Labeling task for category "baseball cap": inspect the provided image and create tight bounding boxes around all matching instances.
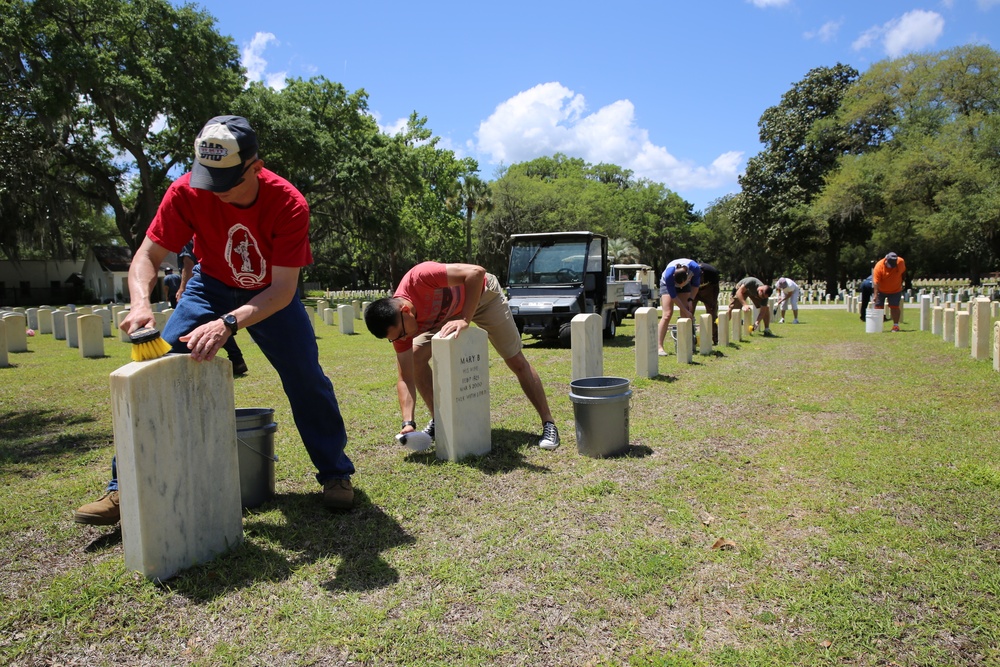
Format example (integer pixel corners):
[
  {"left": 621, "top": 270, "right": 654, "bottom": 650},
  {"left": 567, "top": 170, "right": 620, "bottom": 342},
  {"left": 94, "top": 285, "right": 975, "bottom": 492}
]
[
  {"left": 885, "top": 252, "right": 898, "bottom": 268},
  {"left": 190, "top": 115, "right": 259, "bottom": 192},
  {"left": 777, "top": 278, "right": 787, "bottom": 289}
]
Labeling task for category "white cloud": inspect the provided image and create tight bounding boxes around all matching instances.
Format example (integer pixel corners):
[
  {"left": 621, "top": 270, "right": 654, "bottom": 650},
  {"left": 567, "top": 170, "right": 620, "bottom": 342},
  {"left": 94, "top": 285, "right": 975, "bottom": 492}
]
[
  {"left": 885, "top": 10, "right": 945, "bottom": 56},
  {"left": 804, "top": 19, "right": 843, "bottom": 42},
  {"left": 852, "top": 10, "right": 944, "bottom": 57},
  {"left": 746, "top": 0, "right": 792, "bottom": 7},
  {"left": 375, "top": 113, "right": 409, "bottom": 137},
  {"left": 241, "top": 32, "right": 287, "bottom": 90},
  {"left": 472, "top": 82, "right": 742, "bottom": 192},
  {"left": 852, "top": 26, "right": 881, "bottom": 51}
]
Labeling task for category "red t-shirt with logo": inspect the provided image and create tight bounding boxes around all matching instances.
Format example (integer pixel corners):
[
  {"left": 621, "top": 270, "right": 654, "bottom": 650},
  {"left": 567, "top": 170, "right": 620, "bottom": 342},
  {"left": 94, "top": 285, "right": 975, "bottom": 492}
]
[
  {"left": 391, "top": 262, "right": 471, "bottom": 353},
  {"left": 147, "top": 169, "right": 312, "bottom": 289}
]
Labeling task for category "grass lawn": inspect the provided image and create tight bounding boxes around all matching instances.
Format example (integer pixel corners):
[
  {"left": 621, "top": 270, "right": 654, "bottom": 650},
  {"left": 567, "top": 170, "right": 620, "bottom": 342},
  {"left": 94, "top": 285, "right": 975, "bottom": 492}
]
[{"left": 2, "top": 307, "right": 999, "bottom": 666}]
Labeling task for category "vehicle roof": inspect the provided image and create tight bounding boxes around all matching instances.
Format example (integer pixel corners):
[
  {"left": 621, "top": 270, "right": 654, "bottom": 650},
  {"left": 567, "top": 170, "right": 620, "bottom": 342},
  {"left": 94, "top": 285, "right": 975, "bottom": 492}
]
[
  {"left": 509, "top": 232, "right": 607, "bottom": 241},
  {"left": 611, "top": 263, "right": 653, "bottom": 270}
]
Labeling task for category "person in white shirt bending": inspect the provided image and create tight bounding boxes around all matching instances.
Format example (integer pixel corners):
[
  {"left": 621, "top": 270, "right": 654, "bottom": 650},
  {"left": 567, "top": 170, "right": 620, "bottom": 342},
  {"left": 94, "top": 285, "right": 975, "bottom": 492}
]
[{"left": 774, "top": 277, "right": 801, "bottom": 324}]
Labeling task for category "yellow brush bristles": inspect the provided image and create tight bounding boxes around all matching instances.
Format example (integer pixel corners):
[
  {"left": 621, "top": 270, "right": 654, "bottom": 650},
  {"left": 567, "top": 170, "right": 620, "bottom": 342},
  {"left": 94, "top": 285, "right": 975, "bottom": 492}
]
[{"left": 129, "top": 327, "right": 172, "bottom": 362}]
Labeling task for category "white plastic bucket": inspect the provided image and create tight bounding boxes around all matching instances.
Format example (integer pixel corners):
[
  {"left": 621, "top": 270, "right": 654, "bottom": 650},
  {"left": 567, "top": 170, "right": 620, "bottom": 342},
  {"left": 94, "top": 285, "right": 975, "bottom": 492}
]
[{"left": 866, "top": 308, "right": 883, "bottom": 334}]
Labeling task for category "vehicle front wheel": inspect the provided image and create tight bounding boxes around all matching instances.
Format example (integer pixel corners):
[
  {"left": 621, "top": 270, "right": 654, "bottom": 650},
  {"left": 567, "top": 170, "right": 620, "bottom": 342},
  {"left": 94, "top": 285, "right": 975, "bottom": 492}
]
[
  {"left": 558, "top": 323, "right": 572, "bottom": 347},
  {"left": 603, "top": 315, "right": 617, "bottom": 340}
]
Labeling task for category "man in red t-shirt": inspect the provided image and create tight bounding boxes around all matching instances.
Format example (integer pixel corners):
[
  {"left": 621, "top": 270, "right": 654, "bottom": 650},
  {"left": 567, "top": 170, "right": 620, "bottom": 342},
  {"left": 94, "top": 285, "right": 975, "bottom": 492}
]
[
  {"left": 74, "top": 116, "right": 355, "bottom": 525},
  {"left": 873, "top": 252, "right": 907, "bottom": 332},
  {"left": 364, "top": 261, "right": 560, "bottom": 450}
]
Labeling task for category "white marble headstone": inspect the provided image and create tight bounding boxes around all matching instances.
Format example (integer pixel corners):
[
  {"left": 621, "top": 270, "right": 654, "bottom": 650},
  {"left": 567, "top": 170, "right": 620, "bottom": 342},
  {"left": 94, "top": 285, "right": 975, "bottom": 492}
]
[
  {"left": 676, "top": 317, "right": 693, "bottom": 364},
  {"left": 26, "top": 308, "right": 38, "bottom": 331},
  {"left": 699, "top": 313, "right": 713, "bottom": 355},
  {"left": 571, "top": 313, "right": 602, "bottom": 381},
  {"left": 634, "top": 307, "right": 658, "bottom": 379},
  {"left": 92, "top": 307, "right": 112, "bottom": 337},
  {"left": 718, "top": 310, "right": 730, "bottom": 347},
  {"left": 53, "top": 310, "right": 67, "bottom": 340},
  {"left": 78, "top": 314, "right": 104, "bottom": 358},
  {"left": 4, "top": 313, "right": 27, "bottom": 353},
  {"left": 431, "top": 327, "right": 491, "bottom": 462},
  {"left": 337, "top": 305, "right": 355, "bottom": 335},
  {"left": 37, "top": 308, "right": 53, "bottom": 335},
  {"left": 972, "top": 297, "right": 991, "bottom": 361},
  {"left": 994, "top": 322, "right": 1000, "bottom": 372},
  {"left": 931, "top": 307, "right": 943, "bottom": 336},
  {"left": 112, "top": 354, "right": 243, "bottom": 581},
  {"left": 352, "top": 299, "right": 362, "bottom": 320},
  {"left": 955, "top": 311, "right": 970, "bottom": 349},
  {"left": 324, "top": 307, "right": 335, "bottom": 326},
  {"left": 920, "top": 295, "right": 931, "bottom": 332},
  {"left": 0, "top": 320, "right": 6, "bottom": 367},
  {"left": 115, "top": 310, "right": 131, "bottom": 343},
  {"left": 943, "top": 307, "right": 955, "bottom": 343},
  {"left": 65, "top": 312, "right": 79, "bottom": 348}
]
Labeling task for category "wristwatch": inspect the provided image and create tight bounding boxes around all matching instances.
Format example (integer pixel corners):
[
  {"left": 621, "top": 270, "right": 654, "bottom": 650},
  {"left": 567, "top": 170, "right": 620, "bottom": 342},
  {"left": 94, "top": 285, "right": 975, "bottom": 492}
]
[
  {"left": 401, "top": 420, "right": 417, "bottom": 430},
  {"left": 221, "top": 313, "right": 238, "bottom": 336}
]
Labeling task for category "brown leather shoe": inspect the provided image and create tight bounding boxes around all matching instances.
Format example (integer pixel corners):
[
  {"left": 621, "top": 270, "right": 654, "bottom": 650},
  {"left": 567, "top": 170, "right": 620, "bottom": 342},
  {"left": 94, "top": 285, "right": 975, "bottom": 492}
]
[
  {"left": 73, "top": 491, "right": 121, "bottom": 525},
  {"left": 323, "top": 478, "right": 354, "bottom": 510}
]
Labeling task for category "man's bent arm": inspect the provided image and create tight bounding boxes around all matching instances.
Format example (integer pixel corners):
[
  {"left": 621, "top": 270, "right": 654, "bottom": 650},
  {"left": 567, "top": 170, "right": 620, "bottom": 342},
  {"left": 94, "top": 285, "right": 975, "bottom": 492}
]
[
  {"left": 438, "top": 263, "right": 487, "bottom": 337},
  {"left": 120, "top": 237, "right": 170, "bottom": 333}
]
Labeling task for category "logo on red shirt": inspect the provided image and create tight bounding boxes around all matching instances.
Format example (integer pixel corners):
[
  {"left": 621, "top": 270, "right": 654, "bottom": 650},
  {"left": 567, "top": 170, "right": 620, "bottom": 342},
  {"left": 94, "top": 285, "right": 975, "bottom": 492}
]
[{"left": 225, "top": 224, "right": 267, "bottom": 288}]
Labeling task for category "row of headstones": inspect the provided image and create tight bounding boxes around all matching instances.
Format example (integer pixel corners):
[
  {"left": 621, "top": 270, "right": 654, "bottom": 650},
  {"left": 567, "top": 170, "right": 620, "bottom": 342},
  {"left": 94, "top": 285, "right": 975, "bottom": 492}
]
[
  {"left": 845, "top": 285, "right": 999, "bottom": 304},
  {"left": 0, "top": 303, "right": 175, "bottom": 366},
  {"left": 322, "top": 289, "right": 386, "bottom": 301},
  {"left": 844, "top": 294, "right": 1000, "bottom": 369},
  {"left": 306, "top": 299, "right": 371, "bottom": 336},
  {"left": 571, "top": 305, "right": 762, "bottom": 382},
  {"left": 917, "top": 296, "right": 1000, "bottom": 370}
]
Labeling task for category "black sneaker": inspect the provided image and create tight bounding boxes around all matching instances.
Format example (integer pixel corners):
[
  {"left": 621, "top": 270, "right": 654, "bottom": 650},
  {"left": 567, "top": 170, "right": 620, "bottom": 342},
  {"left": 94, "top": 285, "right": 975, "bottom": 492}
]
[
  {"left": 538, "top": 421, "right": 560, "bottom": 450},
  {"left": 422, "top": 419, "right": 435, "bottom": 442}
]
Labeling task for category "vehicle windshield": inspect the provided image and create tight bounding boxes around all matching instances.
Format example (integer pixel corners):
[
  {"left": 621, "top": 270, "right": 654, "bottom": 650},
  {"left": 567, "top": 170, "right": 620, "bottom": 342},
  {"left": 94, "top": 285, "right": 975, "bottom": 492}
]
[
  {"left": 508, "top": 240, "right": 592, "bottom": 285},
  {"left": 623, "top": 282, "right": 642, "bottom": 296}
]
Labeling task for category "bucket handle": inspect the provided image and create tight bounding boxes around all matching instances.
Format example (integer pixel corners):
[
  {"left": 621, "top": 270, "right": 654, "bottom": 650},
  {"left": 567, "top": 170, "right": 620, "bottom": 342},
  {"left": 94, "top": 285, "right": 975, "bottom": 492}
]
[{"left": 237, "top": 422, "right": 279, "bottom": 462}]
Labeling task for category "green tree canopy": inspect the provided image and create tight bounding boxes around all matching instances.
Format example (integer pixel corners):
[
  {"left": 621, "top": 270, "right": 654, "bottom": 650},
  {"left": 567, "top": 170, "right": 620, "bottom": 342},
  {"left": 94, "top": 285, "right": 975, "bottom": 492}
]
[{"left": 1, "top": 0, "right": 245, "bottom": 254}]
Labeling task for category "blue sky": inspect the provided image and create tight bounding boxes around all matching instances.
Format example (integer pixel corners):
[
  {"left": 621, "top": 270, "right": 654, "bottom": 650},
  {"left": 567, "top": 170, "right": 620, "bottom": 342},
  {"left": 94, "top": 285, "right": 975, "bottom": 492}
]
[{"left": 194, "top": 0, "right": 1000, "bottom": 212}]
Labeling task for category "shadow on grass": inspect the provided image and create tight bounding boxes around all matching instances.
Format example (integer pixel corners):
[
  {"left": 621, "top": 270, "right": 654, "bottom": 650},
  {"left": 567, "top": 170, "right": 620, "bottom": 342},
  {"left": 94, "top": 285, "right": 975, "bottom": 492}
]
[
  {"left": 0, "top": 408, "right": 107, "bottom": 464},
  {"left": 609, "top": 444, "right": 654, "bottom": 458},
  {"left": 165, "top": 489, "right": 413, "bottom": 601},
  {"left": 403, "top": 427, "right": 551, "bottom": 475},
  {"left": 84, "top": 527, "right": 122, "bottom": 553}
]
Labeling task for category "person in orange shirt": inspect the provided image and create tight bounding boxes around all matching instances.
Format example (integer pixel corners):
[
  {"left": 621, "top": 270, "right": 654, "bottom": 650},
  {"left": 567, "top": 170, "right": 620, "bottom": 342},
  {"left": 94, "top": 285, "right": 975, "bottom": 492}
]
[{"left": 873, "top": 252, "right": 906, "bottom": 332}]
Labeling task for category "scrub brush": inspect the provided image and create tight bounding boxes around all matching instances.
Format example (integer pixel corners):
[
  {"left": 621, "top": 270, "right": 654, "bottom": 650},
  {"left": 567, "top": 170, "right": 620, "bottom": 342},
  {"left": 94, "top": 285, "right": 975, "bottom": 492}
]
[{"left": 130, "top": 327, "right": 172, "bottom": 361}]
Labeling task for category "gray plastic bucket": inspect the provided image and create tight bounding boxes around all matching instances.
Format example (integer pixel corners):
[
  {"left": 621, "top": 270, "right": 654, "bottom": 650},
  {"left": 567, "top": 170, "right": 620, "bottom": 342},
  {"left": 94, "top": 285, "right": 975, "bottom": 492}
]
[
  {"left": 568, "top": 377, "right": 631, "bottom": 458},
  {"left": 235, "top": 408, "right": 278, "bottom": 509}
]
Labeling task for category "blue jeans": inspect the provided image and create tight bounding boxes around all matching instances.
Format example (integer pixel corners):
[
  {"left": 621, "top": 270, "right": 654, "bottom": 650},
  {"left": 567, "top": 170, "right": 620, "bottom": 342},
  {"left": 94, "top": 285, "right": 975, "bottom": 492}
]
[{"left": 107, "top": 267, "right": 354, "bottom": 491}]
